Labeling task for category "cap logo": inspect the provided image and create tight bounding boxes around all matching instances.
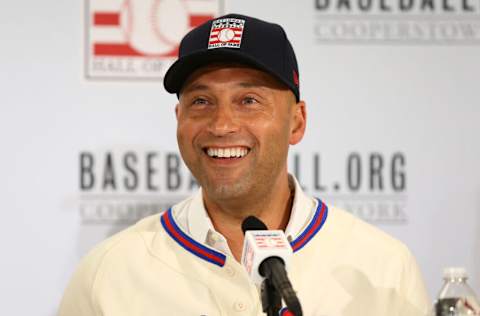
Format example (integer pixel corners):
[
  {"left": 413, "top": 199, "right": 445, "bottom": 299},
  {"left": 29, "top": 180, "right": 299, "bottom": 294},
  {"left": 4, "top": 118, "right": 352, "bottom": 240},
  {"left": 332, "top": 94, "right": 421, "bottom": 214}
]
[
  {"left": 293, "top": 70, "right": 299, "bottom": 87},
  {"left": 208, "top": 18, "right": 245, "bottom": 49}
]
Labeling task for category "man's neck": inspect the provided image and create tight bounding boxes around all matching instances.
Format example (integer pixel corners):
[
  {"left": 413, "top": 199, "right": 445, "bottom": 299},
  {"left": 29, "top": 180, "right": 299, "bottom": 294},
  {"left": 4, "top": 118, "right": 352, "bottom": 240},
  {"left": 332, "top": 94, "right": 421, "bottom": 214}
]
[{"left": 202, "top": 175, "right": 295, "bottom": 261}]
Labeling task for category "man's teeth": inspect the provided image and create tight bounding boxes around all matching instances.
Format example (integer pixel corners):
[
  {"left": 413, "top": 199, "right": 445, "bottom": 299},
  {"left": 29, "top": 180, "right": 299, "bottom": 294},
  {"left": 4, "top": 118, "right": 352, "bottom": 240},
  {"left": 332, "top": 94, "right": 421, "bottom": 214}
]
[{"left": 206, "top": 147, "right": 249, "bottom": 158}]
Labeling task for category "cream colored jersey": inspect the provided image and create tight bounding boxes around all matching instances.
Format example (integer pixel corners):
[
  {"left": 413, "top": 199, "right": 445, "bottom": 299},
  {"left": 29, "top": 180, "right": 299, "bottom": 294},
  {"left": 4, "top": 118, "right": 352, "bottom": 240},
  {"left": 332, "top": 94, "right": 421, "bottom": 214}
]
[{"left": 59, "top": 179, "right": 430, "bottom": 316}]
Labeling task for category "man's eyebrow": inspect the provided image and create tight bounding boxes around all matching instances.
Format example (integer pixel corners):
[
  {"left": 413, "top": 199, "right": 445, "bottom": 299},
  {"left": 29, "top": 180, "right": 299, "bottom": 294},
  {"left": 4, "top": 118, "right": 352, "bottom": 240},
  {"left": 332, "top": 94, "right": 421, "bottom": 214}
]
[
  {"left": 181, "top": 83, "right": 209, "bottom": 94},
  {"left": 237, "top": 82, "right": 268, "bottom": 89},
  {"left": 182, "top": 81, "right": 267, "bottom": 94}
]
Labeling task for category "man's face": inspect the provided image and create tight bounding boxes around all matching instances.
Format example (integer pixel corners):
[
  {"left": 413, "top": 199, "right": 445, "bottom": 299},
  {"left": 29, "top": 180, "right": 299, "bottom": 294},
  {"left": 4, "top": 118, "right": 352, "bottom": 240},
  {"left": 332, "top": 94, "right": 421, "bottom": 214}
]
[{"left": 176, "top": 64, "right": 306, "bottom": 203}]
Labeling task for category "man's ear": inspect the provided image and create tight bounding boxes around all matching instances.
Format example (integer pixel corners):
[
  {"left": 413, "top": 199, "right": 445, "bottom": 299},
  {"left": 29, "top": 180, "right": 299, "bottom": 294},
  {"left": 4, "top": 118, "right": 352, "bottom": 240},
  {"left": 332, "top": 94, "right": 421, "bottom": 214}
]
[
  {"left": 175, "top": 103, "right": 179, "bottom": 120},
  {"left": 289, "top": 100, "right": 306, "bottom": 145}
]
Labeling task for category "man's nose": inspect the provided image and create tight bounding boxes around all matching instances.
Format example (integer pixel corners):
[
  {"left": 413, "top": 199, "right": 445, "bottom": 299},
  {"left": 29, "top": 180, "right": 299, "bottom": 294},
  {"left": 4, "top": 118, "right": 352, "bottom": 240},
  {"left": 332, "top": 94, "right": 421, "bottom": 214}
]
[{"left": 207, "top": 104, "right": 240, "bottom": 136}]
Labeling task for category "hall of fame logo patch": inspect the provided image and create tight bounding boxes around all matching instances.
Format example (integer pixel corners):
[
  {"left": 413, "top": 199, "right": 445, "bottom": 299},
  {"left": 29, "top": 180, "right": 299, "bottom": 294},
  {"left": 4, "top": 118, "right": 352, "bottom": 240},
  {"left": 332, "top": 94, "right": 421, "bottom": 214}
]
[{"left": 208, "top": 18, "right": 245, "bottom": 49}]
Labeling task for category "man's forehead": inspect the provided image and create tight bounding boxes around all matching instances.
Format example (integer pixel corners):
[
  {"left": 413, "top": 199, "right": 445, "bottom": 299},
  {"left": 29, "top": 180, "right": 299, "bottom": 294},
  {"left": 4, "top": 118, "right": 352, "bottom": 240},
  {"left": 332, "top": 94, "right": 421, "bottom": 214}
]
[{"left": 180, "top": 63, "right": 290, "bottom": 95}]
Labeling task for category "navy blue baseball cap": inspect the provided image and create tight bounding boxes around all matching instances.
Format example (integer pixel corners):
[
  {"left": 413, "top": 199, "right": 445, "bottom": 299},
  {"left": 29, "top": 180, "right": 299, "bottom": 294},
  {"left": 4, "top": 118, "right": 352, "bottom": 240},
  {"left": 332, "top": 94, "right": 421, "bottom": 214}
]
[{"left": 163, "top": 13, "right": 300, "bottom": 101}]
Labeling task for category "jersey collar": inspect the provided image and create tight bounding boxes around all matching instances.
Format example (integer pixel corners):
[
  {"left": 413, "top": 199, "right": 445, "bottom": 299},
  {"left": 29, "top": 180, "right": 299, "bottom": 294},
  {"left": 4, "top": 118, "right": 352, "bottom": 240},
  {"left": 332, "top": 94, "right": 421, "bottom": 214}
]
[{"left": 160, "top": 175, "right": 328, "bottom": 266}]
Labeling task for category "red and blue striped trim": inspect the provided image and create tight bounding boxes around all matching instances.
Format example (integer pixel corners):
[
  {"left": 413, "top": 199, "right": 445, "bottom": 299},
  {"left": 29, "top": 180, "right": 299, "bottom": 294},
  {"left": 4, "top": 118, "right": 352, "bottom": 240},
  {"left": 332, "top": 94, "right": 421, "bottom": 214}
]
[
  {"left": 160, "top": 209, "right": 226, "bottom": 267},
  {"left": 290, "top": 199, "right": 328, "bottom": 252},
  {"left": 161, "top": 199, "right": 327, "bottom": 266}
]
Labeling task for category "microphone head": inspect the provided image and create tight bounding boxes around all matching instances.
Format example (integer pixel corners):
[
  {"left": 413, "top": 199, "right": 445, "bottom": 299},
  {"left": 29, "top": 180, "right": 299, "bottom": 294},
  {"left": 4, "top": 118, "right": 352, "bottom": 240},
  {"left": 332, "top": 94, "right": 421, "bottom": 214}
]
[
  {"left": 240, "top": 217, "right": 292, "bottom": 285},
  {"left": 242, "top": 216, "right": 267, "bottom": 234}
]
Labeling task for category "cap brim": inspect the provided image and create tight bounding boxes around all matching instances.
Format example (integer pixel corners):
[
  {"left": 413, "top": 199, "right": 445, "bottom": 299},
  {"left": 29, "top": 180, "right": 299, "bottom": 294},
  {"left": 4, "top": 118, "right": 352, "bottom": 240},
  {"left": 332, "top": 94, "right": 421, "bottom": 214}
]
[{"left": 163, "top": 49, "right": 295, "bottom": 97}]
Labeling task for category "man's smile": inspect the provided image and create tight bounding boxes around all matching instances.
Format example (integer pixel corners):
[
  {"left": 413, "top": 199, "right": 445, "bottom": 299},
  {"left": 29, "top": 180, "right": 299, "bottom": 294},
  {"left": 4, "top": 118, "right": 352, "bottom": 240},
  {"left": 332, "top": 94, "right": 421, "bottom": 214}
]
[{"left": 203, "top": 146, "right": 251, "bottom": 159}]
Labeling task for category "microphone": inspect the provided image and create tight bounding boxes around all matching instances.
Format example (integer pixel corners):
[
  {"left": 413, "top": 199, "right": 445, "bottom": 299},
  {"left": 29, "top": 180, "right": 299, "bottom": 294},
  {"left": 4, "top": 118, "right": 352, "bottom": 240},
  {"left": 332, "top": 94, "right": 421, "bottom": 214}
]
[{"left": 241, "top": 216, "right": 303, "bottom": 316}]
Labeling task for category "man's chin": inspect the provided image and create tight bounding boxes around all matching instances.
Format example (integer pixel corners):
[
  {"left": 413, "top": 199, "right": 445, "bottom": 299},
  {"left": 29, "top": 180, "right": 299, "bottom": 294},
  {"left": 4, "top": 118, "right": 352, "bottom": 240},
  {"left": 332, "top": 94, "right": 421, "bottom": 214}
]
[{"left": 204, "top": 181, "right": 251, "bottom": 202}]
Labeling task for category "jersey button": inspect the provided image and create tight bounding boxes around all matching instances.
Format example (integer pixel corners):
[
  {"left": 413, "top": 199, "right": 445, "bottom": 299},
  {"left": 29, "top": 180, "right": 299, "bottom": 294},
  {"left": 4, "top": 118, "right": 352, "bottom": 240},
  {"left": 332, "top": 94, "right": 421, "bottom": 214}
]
[
  {"left": 210, "top": 234, "right": 220, "bottom": 242},
  {"left": 233, "top": 301, "right": 246, "bottom": 312}
]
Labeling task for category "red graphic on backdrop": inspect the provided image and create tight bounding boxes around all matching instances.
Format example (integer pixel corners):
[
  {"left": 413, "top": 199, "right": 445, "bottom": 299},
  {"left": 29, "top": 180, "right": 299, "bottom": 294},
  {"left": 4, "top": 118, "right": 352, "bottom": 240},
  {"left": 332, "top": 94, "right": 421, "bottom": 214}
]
[
  {"left": 92, "top": 12, "right": 212, "bottom": 57},
  {"left": 86, "top": 0, "right": 222, "bottom": 79}
]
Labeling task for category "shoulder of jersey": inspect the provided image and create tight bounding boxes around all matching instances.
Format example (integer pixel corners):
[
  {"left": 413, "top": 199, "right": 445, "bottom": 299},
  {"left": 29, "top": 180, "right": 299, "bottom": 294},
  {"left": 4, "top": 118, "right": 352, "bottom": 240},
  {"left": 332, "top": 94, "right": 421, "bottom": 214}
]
[
  {"left": 320, "top": 205, "right": 411, "bottom": 257},
  {"left": 74, "top": 211, "right": 167, "bottom": 275},
  {"left": 77, "top": 194, "right": 199, "bottom": 274}
]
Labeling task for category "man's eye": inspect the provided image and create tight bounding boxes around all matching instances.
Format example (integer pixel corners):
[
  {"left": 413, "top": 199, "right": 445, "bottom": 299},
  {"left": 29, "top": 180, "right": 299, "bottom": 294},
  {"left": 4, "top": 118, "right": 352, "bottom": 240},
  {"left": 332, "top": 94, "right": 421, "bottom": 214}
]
[
  {"left": 192, "top": 98, "right": 209, "bottom": 105},
  {"left": 242, "top": 96, "right": 258, "bottom": 105}
]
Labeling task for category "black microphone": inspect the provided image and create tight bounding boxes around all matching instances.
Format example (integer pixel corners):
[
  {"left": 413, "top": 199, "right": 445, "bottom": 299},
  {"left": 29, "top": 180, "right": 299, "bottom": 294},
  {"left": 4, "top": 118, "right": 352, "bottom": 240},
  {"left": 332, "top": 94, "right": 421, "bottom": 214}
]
[
  {"left": 241, "top": 215, "right": 267, "bottom": 231},
  {"left": 241, "top": 216, "right": 303, "bottom": 316}
]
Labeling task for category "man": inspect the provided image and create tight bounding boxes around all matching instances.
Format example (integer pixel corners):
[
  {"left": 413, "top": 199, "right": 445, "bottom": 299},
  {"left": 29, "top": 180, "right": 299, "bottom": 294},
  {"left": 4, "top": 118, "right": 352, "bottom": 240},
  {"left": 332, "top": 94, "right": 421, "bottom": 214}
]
[{"left": 59, "top": 14, "right": 430, "bottom": 316}]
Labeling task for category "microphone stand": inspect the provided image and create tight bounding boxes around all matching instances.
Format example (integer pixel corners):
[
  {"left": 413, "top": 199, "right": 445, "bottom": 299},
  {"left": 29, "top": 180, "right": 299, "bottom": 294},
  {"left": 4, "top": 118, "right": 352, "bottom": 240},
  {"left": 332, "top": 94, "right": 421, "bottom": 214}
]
[
  {"left": 259, "top": 258, "right": 303, "bottom": 316},
  {"left": 261, "top": 277, "right": 282, "bottom": 316}
]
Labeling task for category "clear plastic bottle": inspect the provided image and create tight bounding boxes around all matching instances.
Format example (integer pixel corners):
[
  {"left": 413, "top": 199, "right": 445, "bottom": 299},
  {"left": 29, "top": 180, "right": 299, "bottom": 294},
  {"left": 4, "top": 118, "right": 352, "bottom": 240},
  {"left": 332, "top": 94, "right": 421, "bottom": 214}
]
[{"left": 434, "top": 267, "right": 480, "bottom": 316}]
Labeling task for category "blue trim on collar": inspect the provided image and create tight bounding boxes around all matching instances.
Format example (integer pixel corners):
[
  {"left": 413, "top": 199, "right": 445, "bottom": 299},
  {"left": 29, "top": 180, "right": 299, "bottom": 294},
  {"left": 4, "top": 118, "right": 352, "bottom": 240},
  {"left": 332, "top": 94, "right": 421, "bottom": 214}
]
[
  {"left": 160, "top": 209, "right": 226, "bottom": 267},
  {"left": 290, "top": 199, "right": 328, "bottom": 252}
]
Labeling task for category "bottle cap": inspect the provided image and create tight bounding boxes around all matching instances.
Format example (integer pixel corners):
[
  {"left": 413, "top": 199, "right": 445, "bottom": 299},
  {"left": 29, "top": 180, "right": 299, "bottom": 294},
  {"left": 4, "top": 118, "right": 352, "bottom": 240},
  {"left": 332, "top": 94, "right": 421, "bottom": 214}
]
[{"left": 443, "top": 267, "right": 468, "bottom": 279}]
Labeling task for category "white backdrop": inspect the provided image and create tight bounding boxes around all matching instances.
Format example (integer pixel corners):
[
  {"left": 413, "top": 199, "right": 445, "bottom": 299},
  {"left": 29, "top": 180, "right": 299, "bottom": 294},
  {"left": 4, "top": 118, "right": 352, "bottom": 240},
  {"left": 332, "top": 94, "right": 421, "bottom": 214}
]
[{"left": 1, "top": 1, "right": 479, "bottom": 315}]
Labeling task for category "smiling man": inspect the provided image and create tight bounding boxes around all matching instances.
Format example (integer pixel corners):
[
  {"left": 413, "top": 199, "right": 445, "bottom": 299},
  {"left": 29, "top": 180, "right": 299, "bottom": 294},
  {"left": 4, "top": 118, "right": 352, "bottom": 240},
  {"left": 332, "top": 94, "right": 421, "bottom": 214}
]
[
  {"left": 59, "top": 14, "right": 430, "bottom": 316},
  {"left": 174, "top": 64, "right": 304, "bottom": 261}
]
